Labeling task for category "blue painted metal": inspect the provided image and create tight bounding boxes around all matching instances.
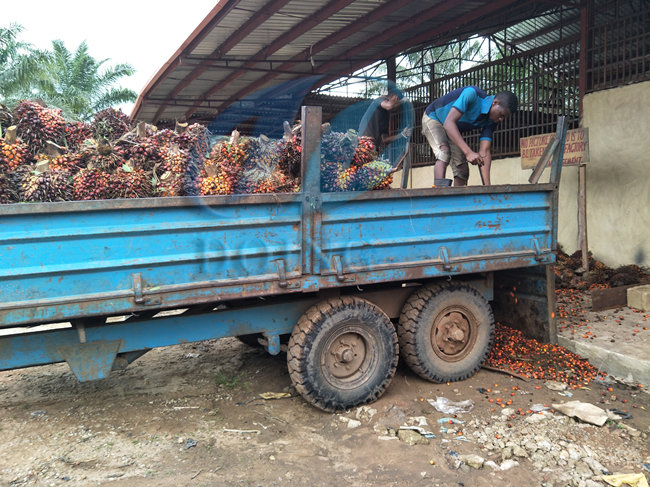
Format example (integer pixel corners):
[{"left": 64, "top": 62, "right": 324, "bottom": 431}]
[
  {"left": 0, "top": 300, "right": 316, "bottom": 374},
  {"left": 0, "top": 112, "right": 567, "bottom": 378}
]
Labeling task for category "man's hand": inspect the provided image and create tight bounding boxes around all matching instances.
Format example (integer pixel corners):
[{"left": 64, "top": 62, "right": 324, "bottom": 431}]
[{"left": 465, "top": 150, "right": 484, "bottom": 166}]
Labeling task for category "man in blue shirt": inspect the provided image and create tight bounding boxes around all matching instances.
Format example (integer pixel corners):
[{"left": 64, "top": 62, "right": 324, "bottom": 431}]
[{"left": 422, "top": 86, "right": 518, "bottom": 186}]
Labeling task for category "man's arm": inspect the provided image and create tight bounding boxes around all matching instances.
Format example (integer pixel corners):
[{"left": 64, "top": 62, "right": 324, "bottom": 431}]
[
  {"left": 478, "top": 139, "right": 492, "bottom": 185},
  {"left": 443, "top": 107, "right": 483, "bottom": 166}
]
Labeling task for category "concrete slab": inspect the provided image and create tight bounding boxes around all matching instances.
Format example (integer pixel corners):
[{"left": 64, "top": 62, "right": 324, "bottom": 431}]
[
  {"left": 556, "top": 289, "right": 650, "bottom": 387},
  {"left": 628, "top": 284, "right": 650, "bottom": 311}
]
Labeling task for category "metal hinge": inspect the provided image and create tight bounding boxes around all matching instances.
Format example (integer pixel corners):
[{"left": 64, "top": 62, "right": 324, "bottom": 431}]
[{"left": 332, "top": 255, "right": 356, "bottom": 283}]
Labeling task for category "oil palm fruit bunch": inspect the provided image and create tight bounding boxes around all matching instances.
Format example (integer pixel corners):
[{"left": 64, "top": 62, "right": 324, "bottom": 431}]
[
  {"left": 254, "top": 168, "right": 300, "bottom": 194},
  {"left": 48, "top": 153, "right": 85, "bottom": 174},
  {"left": 352, "top": 136, "right": 377, "bottom": 167},
  {"left": 278, "top": 134, "right": 301, "bottom": 178},
  {"left": 0, "top": 172, "right": 17, "bottom": 203},
  {"left": 207, "top": 131, "right": 248, "bottom": 190},
  {"left": 0, "top": 138, "right": 31, "bottom": 172},
  {"left": 320, "top": 159, "right": 344, "bottom": 192},
  {"left": 13, "top": 100, "right": 67, "bottom": 155},
  {"left": 64, "top": 121, "right": 93, "bottom": 150},
  {"left": 72, "top": 168, "right": 111, "bottom": 200},
  {"left": 351, "top": 160, "right": 394, "bottom": 191},
  {"left": 336, "top": 165, "right": 360, "bottom": 192},
  {"left": 199, "top": 169, "right": 233, "bottom": 196},
  {"left": 92, "top": 108, "right": 132, "bottom": 141},
  {"left": 19, "top": 166, "right": 73, "bottom": 202},
  {"left": 109, "top": 165, "right": 153, "bottom": 199},
  {"left": 321, "top": 130, "right": 356, "bottom": 168},
  {"left": 235, "top": 135, "right": 282, "bottom": 194},
  {"left": 116, "top": 139, "right": 165, "bottom": 172}
]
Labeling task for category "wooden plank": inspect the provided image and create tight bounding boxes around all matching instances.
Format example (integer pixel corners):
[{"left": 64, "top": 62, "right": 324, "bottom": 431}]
[{"left": 591, "top": 285, "right": 636, "bottom": 311}]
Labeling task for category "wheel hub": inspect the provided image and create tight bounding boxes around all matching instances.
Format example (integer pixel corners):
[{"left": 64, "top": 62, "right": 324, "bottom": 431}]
[
  {"left": 433, "top": 311, "right": 472, "bottom": 357},
  {"left": 326, "top": 333, "right": 366, "bottom": 379}
]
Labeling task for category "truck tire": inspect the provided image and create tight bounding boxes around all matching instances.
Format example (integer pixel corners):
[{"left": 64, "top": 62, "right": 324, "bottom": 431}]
[
  {"left": 287, "top": 296, "right": 398, "bottom": 412},
  {"left": 397, "top": 282, "right": 494, "bottom": 383}
]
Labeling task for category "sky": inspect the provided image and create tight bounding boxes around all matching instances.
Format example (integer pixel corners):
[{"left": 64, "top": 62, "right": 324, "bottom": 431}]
[{"left": 3, "top": 0, "right": 218, "bottom": 115}]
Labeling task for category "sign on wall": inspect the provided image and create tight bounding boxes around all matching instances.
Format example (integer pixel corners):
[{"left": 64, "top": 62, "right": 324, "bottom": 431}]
[{"left": 521, "top": 128, "right": 589, "bottom": 169}]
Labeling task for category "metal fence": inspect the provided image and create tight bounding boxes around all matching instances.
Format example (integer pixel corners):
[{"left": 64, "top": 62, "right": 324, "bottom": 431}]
[{"left": 587, "top": 0, "right": 650, "bottom": 91}]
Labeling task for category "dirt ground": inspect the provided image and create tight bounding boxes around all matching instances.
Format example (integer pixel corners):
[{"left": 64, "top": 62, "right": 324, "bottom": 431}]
[{"left": 1, "top": 300, "right": 649, "bottom": 487}]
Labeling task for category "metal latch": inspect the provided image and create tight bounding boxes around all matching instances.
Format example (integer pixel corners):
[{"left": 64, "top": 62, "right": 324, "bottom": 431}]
[
  {"left": 531, "top": 239, "right": 543, "bottom": 261},
  {"left": 439, "top": 247, "right": 453, "bottom": 271},
  {"left": 332, "top": 255, "right": 356, "bottom": 283},
  {"left": 275, "top": 259, "right": 299, "bottom": 289},
  {"left": 132, "top": 273, "right": 144, "bottom": 304}
]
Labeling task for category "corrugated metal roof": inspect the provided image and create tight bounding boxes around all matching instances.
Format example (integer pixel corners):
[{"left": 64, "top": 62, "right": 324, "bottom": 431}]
[{"left": 132, "top": 0, "right": 581, "bottom": 131}]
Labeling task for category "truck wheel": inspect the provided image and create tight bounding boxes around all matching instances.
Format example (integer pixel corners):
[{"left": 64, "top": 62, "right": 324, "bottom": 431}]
[
  {"left": 397, "top": 282, "right": 494, "bottom": 383},
  {"left": 287, "top": 297, "right": 398, "bottom": 412}
]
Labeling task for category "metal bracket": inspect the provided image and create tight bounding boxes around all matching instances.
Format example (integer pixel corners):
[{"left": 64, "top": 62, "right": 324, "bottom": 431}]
[
  {"left": 332, "top": 255, "right": 356, "bottom": 283},
  {"left": 531, "top": 239, "right": 543, "bottom": 261},
  {"left": 132, "top": 273, "right": 144, "bottom": 304},
  {"left": 264, "top": 333, "right": 281, "bottom": 356},
  {"left": 439, "top": 247, "right": 453, "bottom": 271},
  {"left": 275, "top": 259, "right": 300, "bottom": 289}
]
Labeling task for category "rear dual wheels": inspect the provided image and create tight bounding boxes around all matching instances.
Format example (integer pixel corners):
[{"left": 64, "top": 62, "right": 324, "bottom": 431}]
[
  {"left": 397, "top": 282, "right": 494, "bottom": 382},
  {"left": 287, "top": 297, "right": 398, "bottom": 412}
]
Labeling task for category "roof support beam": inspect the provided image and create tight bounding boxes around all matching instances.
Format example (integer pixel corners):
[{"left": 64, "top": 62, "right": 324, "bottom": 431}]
[
  {"left": 184, "top": 0, "right": 417, "bottom": 119},
  {"left": 314, "top": 0, "right": 523, "bottom": 90},
  {"left": 152, "top": 0, "right": 292, "bottom": 123},
  {"left": 186, "top": 0, "right": 357, "bottom": 119}
]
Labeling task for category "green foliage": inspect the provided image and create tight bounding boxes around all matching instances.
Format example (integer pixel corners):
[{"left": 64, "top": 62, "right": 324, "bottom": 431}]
[{"left": 0, "top": 23, "right": 137, "bottom": 121}]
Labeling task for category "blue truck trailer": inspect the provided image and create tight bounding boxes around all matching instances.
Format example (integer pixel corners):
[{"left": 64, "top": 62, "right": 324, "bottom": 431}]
[{"left": 0, "top": 107, "right": 567, "bottom": 412}]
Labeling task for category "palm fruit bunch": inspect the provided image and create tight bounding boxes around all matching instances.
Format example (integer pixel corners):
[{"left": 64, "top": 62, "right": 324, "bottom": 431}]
[
  {"left": 178, "top": 124, "right": 211, "bottom": 195},
  {"left": 116, "top": 139, "right": 164, "bottom": 172},
  {"left": 319, "top": 130, "right": 357, "bottom": 192},
  {"left": 13, "top": 100, "right": 66, "bottom": 155},
  {"left": 254, "top": 168, "right": 300, "bottom": 194},
  {"left": 0, "top": 173, "right": 16, "bottom": 204},
  {"left": 0, "top": 137, "right": 31, "bottom": 172},
  {"left": 321, "top": 130, "right": 357, "bottom": 168},
  {"left": 278, "top": 133, "right": 301, "bottom": 179},
  {"left": 352, "top": 136, "right": 377, "bottom": 167},
  {"left": 48, "top": 152, "right": 85, "bottom": 173},
  {"left": 64, "top": 121, "right": 93, "bottom": 150},
  {"left": 92, "top": 108, "right": 132, "bottom": 140},
  {"left": 339, "top": 161, "right": 393, "bottom": 191},
  {"left": 108, "top": 165, "right": 153, "bottom": 199},
  {"left": 19, "top": 165, "right": 74, "bottom": 202},
  {"left": 204, "top": 131, "right": 248, "bottom": 192},
  {"left": 72, "top": 168, "right": 112, "bottom": 200},
  {"left": 234, "top": 135, "right": 283, "bottom": 194},
  {"left": 199, "top": 170, "right": 233, "bottom": 196}
]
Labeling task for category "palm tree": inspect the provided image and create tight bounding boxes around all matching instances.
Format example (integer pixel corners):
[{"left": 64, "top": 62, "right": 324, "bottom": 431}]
[
  {"left": 0, "top": 23, "right": 48, "bottom": 104},
  {"left": 36, "top": 40, "right": 137, "bottom": 121}
]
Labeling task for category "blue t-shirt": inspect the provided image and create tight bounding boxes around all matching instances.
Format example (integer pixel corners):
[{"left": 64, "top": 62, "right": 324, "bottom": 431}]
[{"left": 425, "top": 86, "right": 496, "bottom": 141}]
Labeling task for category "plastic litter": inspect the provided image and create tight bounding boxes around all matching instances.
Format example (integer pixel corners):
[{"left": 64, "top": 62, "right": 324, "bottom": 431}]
[
  {"left": 602, "top": 473, "right": 649, "bottom": 487},
  {"left": 477, "top": 387, "right": 488, "bottom": 394},
  {"left": 437, "top": 417, "right": 464, "bottom": 424},
  {"left": 558, "top": 391, "right": 574, "bottom": 397},
  {"left": 428, "top": 397, "right": 474, "bottom": 414},
  {"left": 259, "top": 392, "right": 292, "bottom": 400},
  {"left": 608, "top": 408, "right": 633, "bottom": 420},
  {"left": 184, "top": 438, "right": 197, "bottom": 449},
  {"left": 530, "top": 404, "right": 550, "bottom": 412}
]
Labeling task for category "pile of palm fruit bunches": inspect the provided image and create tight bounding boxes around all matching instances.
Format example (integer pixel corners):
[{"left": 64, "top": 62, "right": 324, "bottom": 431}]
[{"left": 0, "top": 100, "right": 395, "bottom": 204}]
